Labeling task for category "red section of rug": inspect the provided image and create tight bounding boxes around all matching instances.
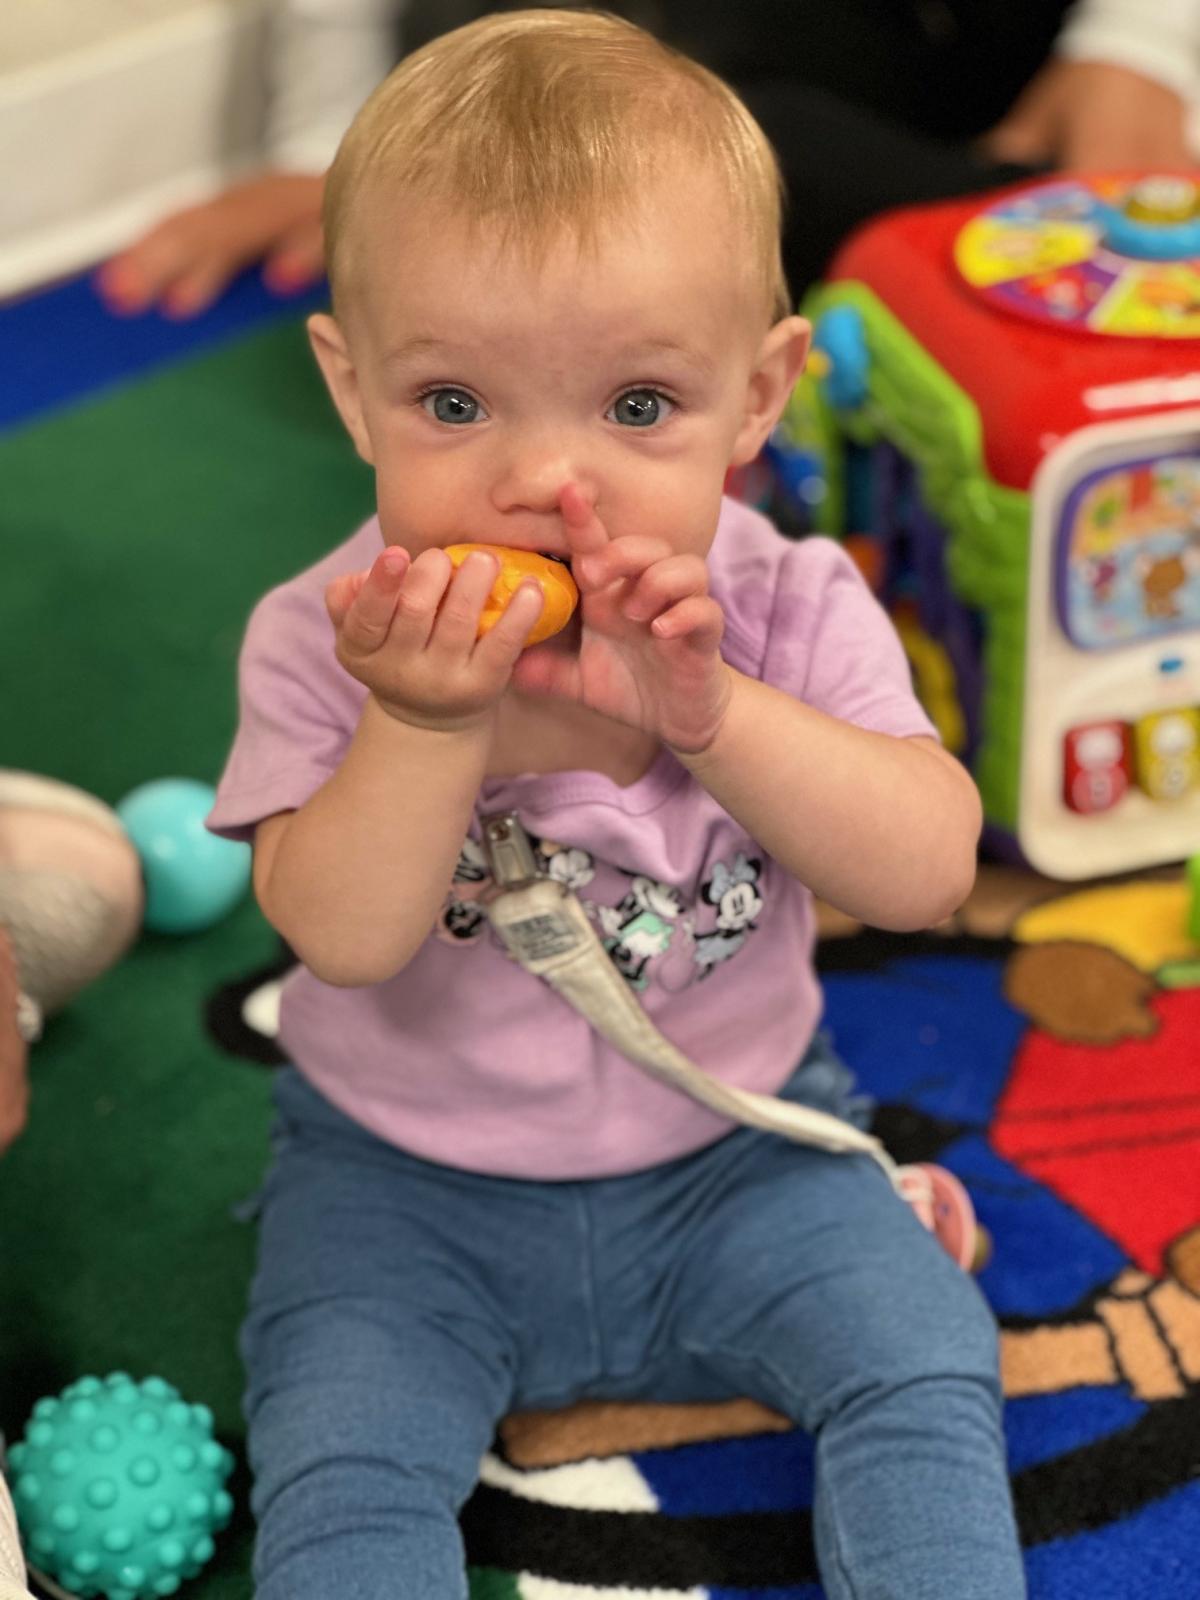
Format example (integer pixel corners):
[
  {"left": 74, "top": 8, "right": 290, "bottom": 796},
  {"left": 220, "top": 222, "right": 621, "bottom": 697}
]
[{"left": 994, "top": 988, "right": 1200, "bottom": 1274}]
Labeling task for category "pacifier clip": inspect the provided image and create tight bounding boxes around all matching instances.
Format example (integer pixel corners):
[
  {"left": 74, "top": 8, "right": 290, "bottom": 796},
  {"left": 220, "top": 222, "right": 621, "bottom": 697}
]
[{"left": 479, "top": 811, "right": 979, "bottom": 1270}]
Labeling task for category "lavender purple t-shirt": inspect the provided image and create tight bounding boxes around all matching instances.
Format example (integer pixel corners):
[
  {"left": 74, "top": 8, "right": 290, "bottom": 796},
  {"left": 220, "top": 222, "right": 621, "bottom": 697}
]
[{"left": 208, "top": 497, "right": 936, "bottom": 1179}]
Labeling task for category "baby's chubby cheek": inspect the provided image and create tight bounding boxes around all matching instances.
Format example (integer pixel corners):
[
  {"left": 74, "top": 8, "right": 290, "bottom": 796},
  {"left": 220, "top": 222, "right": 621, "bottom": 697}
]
[
  {"left": 630, "top": 484, "right": 726, "bottom": 562},
  {"left": 372, "top": 472, "right": 473, "bottom": 558},
  {"left": 372, "top": 467, "right": 501, "bottom": 558}
]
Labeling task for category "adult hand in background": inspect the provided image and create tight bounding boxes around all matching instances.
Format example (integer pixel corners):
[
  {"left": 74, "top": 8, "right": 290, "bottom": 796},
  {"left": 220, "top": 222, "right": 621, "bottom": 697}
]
[
  {"left": 0, "top": 929, "right": 29, "bottom": 1156},
  {"left": 982, "top": 59, "right": 1193, "bottom": 173},
  {"left": 95, "top": 170, "right": 327, "bottom": 319}
]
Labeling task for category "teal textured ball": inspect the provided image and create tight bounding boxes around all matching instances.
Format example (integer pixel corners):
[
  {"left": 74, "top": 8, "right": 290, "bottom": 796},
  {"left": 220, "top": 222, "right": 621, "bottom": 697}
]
[
  {"left": 116, "top": 779, "right": 250, "bottom": 934},
  {"left": 8, "top": 1374, "right": 235, "bottom": 1599}
]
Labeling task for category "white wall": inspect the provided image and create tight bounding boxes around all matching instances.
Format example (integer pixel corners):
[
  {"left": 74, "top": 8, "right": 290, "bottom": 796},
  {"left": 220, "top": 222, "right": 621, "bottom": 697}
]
[{"left": 0, "top": 0, "right": 268, "bottom": 299}]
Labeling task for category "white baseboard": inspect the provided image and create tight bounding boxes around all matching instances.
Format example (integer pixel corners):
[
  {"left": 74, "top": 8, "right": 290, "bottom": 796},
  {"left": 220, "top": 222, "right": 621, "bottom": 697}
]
[{"left": 0, "top": 0, "right": 268, "bottom": 301}]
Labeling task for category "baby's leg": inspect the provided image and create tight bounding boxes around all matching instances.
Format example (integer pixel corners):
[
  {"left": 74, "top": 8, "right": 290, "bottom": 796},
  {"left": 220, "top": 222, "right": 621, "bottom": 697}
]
[
  {"left": 240, "top": 1073, "right": 518, "bottom": 1600},
  {"left": 668, "top": 1145, "right": 1024, "bottom": 1600}
]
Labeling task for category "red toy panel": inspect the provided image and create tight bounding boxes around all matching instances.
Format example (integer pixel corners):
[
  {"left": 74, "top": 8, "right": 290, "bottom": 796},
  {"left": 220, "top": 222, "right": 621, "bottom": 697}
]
[{"left": 828, "top": 174, "right": 1200, "bottom": 491}]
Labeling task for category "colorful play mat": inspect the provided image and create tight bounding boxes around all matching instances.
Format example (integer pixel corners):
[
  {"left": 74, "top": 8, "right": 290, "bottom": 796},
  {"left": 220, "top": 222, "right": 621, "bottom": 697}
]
[{"left": 4, "top": 270, "right": 1200, "bottom": 1599}]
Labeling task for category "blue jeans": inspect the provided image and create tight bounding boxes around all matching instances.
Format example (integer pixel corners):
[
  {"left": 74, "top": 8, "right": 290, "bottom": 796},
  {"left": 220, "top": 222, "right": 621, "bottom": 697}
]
[{"left": 242, "top": 1041, "right": 1024, "bottom": 1599}]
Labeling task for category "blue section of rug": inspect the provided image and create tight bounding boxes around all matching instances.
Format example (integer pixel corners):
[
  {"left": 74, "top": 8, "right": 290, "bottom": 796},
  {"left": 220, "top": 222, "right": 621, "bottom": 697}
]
[{"left": 0, "top": 269, "right": 328, "bottom": 432}]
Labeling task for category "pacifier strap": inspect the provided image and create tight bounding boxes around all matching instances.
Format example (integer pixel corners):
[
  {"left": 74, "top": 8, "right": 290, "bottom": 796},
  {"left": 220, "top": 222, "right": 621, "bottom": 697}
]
[{"left": 479, "top": 812, "right": 897, "bottom": 1181}]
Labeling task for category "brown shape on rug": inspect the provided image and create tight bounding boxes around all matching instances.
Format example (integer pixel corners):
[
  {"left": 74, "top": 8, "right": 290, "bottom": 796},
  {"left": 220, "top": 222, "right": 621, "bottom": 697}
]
[
  {"left": 1166, "top": 1225, "right": 1200, "bottom": 1295},
  {"left": 1003, "top": 941, "right": 1159, "bottom": 1043},
  {"left": 1000, "top": 1321, "right": 1120, "bottom": 1398},
  {"left": 500, "top": 1397, "right": 791, "bottom": 1469},
  {"left": 998, "top": 1263, "right": 1200, "bottom": 1404}
]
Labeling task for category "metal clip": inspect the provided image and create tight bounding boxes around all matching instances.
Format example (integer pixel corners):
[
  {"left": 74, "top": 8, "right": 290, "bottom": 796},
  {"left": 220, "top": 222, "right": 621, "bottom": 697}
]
[{"left": 480, "top": 811, "right": 541, "bottom": 890}]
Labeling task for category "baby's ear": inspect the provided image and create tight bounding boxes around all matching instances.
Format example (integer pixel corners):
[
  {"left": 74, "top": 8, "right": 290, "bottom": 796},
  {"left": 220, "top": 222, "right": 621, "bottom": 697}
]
[
  {"left": 729, "top": 315, "right": 810, "bottom": 468},
  {"left": 307, "top": 313, "right": 376, "bottom": 466}
]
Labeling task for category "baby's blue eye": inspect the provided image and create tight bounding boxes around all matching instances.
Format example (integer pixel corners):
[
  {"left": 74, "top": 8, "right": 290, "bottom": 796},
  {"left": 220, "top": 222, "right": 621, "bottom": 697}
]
[
  {"left": 610, "top": 389, "right": 672, "bottom": 427},
  {"left": 423, "top": 388, "right": 482, "bottom": 424}
]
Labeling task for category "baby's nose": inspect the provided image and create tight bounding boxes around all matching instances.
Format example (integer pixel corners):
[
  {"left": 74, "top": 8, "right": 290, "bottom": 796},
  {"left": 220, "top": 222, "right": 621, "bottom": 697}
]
[{"left": 490, "top": 433, "right": 578, "bottom": 516}]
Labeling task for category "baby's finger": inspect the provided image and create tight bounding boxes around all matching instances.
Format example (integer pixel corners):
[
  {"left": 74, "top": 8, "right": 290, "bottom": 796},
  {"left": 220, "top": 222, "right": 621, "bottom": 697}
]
[
  {"left": 336, "top": 548, "right": 410, "bottom": 652},
  {"left": 560, "top": 483, "right": 610, "bottom": 564},
  {"left": 649, "top": 594, "right": 725, "bottom": 651},
  {"left": 575, "top": 534, "right": 675, "bottom": 591},
  {"left": 324, "top": 570, "right": 370, "bottom": 630},
  {"left": 429, "top": 549, "right": 500, "bottom": 653},
  {"left": 474, "top": 579, "right": 547, "bottom": 666},
  {"left": 622, "top": 554, "right": 709, "bottom": 622},
  {"left": 387, "top": 546, "right": 454, "bottom": 651}
]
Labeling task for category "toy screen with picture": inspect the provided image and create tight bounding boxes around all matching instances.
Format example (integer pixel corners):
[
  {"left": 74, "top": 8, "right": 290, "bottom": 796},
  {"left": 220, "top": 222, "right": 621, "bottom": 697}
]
[{"left": 1058, "top": 456, "right": 1200, "bottom": 649}]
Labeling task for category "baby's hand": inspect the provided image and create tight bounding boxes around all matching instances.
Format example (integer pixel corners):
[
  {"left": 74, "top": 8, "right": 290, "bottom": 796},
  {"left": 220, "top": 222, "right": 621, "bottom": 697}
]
[
  {"left": 512, "top": 486, "right": 732, "bottom": 753},
  {"left": 326, "top": 546, "right": 545, "bottom": 732}
]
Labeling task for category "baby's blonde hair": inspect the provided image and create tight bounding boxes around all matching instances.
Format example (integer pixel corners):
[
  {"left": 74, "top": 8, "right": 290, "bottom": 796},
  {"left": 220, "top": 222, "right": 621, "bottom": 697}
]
[{"left": 324, "top": 7, "right": 791, "bottom": 325}]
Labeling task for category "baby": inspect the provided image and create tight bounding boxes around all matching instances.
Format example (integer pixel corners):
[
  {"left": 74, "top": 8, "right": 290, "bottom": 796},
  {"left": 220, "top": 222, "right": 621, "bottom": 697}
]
[{"left": 208, "top": 11, "right": 1024, "bottom": 1598}]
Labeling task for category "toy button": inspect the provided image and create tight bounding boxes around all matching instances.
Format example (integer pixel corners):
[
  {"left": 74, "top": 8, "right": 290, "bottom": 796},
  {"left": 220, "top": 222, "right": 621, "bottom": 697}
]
[
  {"left": 1124, "top": 177, "right": 1200, "bottom": 225},
  {"left": 1062, "top": 722, "right": 1132, "bottom": 814},
  {"left": 1096, "top": 179, "right": 1200, "bottom": 261},
  {"left": 812, "top": 306, "right": 870, "bottom": 409},
  {"left": 1133, "top": 708, "right": 1200, "bottom": 800}
]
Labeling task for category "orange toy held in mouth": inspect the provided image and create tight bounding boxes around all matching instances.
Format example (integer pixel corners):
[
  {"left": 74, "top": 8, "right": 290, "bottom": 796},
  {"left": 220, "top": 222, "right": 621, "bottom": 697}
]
[{"left": 444, "top": 543, "right": 579, "bottom": 645}]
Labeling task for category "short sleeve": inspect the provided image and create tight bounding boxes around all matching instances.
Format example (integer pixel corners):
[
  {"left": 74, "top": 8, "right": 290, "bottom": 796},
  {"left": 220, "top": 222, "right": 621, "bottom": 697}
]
[
  {"left": 760, "top": 538, "right": 938, "bottom": 742},
  {"left": 1056, "top": 0, "right": 1200, "bottom": 102},
  {"left": 206, "top": 581, "right": 367, "bottom": 843},
  {"left": 266, "top": 0, "right": 405, "bottom": 172}
]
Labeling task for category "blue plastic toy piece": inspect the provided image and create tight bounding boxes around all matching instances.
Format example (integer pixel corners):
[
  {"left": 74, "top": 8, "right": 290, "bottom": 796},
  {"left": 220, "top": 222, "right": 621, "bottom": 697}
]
[
  {"left": 116, "top": 779, "right": 250, "bottom": 934},
  {"left": 763, "top": 433, "right": 828, "bottom": 517},
  {"left": 813, "top": 305, "right": 870, "bottom": 410},
  {"left": 7, "top": 1374, "right": 235, "bottom": 1600},
  {"left": 1095, "top": 201, "right": 1200, "bottom": 261}
]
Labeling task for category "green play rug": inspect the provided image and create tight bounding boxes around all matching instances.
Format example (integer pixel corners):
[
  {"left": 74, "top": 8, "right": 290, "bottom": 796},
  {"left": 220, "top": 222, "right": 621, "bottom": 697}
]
[{"left": 0, "top": 315, "right": 371, "bottom": 1598}]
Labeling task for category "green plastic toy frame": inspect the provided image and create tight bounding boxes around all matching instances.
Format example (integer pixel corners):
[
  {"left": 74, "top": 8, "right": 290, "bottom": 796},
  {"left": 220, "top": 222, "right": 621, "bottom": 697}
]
[{"left": 790, "top": 281, "right": 1032, "bottom": 833}]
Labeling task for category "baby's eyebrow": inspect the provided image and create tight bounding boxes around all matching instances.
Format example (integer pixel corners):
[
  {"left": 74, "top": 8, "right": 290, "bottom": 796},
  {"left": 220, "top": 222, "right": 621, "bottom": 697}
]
[
  {"left": 615, "top": 339, "right": 716, "bottom": 377},
  {"left": 381, "top": 334, "right": 716, "bottom": 379},
  {"left": 382, "top": 336, "right": 458, "bottom": 368}
]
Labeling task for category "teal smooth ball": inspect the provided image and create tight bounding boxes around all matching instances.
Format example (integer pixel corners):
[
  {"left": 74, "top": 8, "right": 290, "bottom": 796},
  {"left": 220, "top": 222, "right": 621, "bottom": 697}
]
[{"left": 116, "top": 780, "right": 250, "bottom": 934}]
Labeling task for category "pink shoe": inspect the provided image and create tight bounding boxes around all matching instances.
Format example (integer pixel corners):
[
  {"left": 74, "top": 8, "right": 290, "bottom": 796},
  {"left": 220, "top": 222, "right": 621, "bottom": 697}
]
[{"left": 896, "top": 1163, "right": 980, "bottom": 1272}]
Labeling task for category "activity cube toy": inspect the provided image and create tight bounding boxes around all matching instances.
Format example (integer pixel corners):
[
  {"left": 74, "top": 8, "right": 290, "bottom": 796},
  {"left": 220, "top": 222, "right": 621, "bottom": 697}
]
[{"left": 787, "top": 172, "right": 1200, "bottom": 879}]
